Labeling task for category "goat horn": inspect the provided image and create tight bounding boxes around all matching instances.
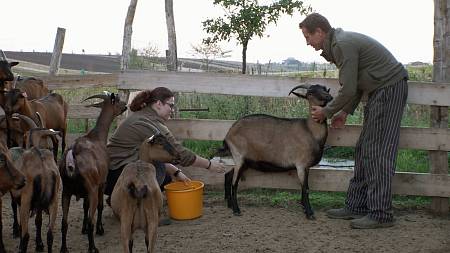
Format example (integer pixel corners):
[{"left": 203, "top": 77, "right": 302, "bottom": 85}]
[
  {"left": 289, "top": 83, "right": 310, "bottom": 98},
  {"left": 14, "top": 113, "right": 38, "bottom": 129},
  {"left": 83, "top": 94, "right": 110, "bottom": 102}
]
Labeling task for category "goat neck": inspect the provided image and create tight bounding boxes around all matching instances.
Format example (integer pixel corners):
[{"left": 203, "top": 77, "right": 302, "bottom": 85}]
[
  {"left": 86, "top": 104, "right": 115, "bottom": 142},
  {"left": 306, "top": 104, "right": 328, "bottom": 144}
]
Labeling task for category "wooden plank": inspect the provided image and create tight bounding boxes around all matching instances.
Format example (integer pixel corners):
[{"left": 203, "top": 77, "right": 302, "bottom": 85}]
[
  {"left": 67, "top": 104, "right": 100, "bottom": 119},
  {"left": 117, "top": 71, "right": 450, "bottom": 106},
  {"left": 43, "top": 73, "right": 118, "bottom": 90},
  {"left": 181, "top": 164, "right": 450, "bottom": 197},
  {"left": 166, "top": 119, "right": 450, "bottom": 151}
]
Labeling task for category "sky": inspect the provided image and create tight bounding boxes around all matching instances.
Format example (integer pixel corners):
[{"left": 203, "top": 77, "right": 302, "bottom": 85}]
[{"left": 1, "top": 0, "right": 434, "bottom": 64}]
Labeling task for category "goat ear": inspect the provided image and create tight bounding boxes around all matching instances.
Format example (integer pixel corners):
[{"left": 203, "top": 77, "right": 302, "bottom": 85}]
[
  {"left": 10, "top": 62, "right": 19, "bottom": 67},
  {"left": 21, "top": 92, "right": 28, "bottom": 98},
  {"left": 327, "top": 88, "right": 330, "bottom": 93}
]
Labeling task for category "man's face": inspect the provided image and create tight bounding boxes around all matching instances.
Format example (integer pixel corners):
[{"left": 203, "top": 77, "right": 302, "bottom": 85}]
[{"left": 301, "top": 27, "right": 326, "bottom": 51}]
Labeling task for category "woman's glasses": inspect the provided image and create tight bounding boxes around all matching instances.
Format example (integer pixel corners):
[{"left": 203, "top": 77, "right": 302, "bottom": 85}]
[{"left": 164, "top": 102, "right": 175, "bottom": 109}]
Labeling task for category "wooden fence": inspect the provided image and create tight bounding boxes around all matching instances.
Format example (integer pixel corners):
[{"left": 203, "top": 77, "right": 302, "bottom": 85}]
[{"left": 45, "top": 71, "right": 450, "bottom": 213}]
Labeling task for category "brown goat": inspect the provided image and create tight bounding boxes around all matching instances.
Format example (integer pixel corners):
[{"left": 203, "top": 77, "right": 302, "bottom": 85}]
[
  {"left": 0, "top": 140, "right": 26, "bottom": 253},
  {"left": 220, "top": 84, "right": 333, "bottom": 219},
  {"left": 111, "top": 133, "right": 180, "bottom": 253},
  {"left": 4, "top": 76, "right": 49, "bottom": 100},
  {"left": 10, "top": 128, "right": 61, "bottom": 253},
  {"left": 59, "top": 92, "right": 127, "bottom": 253},
  {"left": 3, "top": 88, "right": 68, "bottom": 159}
]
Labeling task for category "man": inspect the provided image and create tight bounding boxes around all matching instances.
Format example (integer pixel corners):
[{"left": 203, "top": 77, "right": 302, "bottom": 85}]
[{"left": 299, "top": 13, "right": 408, "bottom": 229}]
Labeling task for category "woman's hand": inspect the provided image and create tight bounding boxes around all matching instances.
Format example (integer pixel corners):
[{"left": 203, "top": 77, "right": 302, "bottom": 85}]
[
  {"left": 174, "top": 170, "right": 191, "bottom": 184},
  {"left": 208, "top": 160, "right": 227, "bottom": 173}
]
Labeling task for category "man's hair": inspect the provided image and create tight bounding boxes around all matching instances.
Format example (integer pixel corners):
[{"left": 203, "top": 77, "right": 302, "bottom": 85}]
[{"left": 299, "top": 13, "right": 332, "bottom": 34}]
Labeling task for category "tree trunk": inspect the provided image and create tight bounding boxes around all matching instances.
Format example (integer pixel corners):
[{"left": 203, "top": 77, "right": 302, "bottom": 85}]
[
  {"left": 165, "top": 0, "right": 178, "bottom": 71},
  {"left": 430, "top": 0, "right": 449, "bottom": 215},
  {"left": 121, "top": 0, "right": 138, "bottom": 71},
  {"left": 241, "top": 41, "right": 248, "bottom": 74},
  {"left": 49, "top": 27, "right": 65, "bottom": 76}
]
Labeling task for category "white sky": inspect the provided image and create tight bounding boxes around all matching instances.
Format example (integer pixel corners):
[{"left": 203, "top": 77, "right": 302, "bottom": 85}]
[{"left": 1, "top": 0, "right": 434, "bottom": 64}]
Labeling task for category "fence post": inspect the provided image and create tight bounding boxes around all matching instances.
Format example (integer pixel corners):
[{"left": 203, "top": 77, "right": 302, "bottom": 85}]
[
  {"left": 49, "top": 27, "right": 65, "bottom": 76},
  {"left": 429, "top": 106, "right": 449, "bottom": 214}
]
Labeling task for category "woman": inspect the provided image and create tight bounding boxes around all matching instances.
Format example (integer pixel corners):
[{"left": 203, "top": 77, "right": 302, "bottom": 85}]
[{"left": 105, "top": 87, "right": 226, "bottom": 201}]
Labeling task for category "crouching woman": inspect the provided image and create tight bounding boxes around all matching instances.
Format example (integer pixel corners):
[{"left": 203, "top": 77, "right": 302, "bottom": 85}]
[{"left": 104, "top": 87, "right": 226, "bottom": 212}]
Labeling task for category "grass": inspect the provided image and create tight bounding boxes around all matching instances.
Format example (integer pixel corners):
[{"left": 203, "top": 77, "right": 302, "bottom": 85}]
[{"left": 204, "top": 188, "right": 431, "bottom": 211}]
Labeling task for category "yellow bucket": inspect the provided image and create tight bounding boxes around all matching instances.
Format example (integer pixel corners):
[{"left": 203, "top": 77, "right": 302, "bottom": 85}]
[{"left": 164, "top": 180, "right": 204, "bottom": 220}]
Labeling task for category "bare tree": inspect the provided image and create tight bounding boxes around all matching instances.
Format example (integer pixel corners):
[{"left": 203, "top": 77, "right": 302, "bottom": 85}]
[
  {"left": 430, "top": 0, "right": 449, "bottom": 215},
  {"left": 191, "top": 42, "right": 231, "bottom": 71},
  {"left": 121, "top": 0, "right": 138, "bottom": 70},
  {"left": 165, "top": 0, "right": 178, "bottom": 71}
]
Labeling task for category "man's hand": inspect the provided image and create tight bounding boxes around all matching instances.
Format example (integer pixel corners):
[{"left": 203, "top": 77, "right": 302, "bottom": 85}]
[
  {"left": 331, "top": 111, "right": 348, "bottom": 128},
  {"left": 311, "top": 106, "right": 326, "bottom": 123}
]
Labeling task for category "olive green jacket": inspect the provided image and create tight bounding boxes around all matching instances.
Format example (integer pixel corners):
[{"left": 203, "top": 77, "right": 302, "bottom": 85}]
[
  {"left": 107, "top": 106, "right": 196, "bottom": 171},
  {"left": 321, "top": 28, "right": 408, "bottom": 118}
]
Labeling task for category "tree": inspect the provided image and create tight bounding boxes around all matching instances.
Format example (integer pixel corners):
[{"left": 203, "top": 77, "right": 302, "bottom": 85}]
[
  {"left": 121, "top": 0, "right": 138, "bottom": 70},
  {"left": 191, "top": 42, "right": 231, "bottom": 71},
  {"left": 202, "top": 0, "right": 311, "bottom": 74}
]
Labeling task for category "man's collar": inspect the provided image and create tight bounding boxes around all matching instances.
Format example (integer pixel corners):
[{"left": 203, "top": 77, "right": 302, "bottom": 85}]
[{"left": 320, "top": 28, "right": 336, "bottom": 63}]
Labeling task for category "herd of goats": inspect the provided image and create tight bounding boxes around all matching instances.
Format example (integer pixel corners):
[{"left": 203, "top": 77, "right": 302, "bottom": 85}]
[
  {"left": 0, "top": 50, "right": 336, "bottom": 253},
  {"left": 0, "top": 51, "right": 183, "bottom": 253}
]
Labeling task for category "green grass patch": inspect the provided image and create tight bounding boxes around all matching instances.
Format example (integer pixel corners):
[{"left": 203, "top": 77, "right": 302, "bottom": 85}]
[{"left": 204, "top": 188, "right": 431, "bottom": 211}]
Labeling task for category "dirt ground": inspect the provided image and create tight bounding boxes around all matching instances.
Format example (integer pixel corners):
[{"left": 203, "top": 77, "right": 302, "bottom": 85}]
[{"left": 1, "top": 191, "right": 450, "bottom": 253}]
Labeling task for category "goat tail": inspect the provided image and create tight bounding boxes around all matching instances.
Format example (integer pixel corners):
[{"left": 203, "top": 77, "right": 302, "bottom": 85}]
[
  {"left": 212, "top": 140, "right": 231, "bottom": 158},
  {"left": 128, "top": 183, "right": 149, "bottom": 201}
]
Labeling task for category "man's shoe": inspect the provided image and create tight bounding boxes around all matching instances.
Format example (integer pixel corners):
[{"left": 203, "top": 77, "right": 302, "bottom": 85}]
[
  {"left": 326, "top": 208, "right": 365, "bottom": 220},
  {"left": 350, "top": 215, "right": 394, "bottom": 229},
  {"left": 158, "top": 217, "right": 172, "bottom": 226}
]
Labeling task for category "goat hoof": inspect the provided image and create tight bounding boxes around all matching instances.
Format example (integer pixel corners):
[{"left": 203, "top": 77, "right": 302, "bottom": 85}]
[
  {"left": 232, "top": 211, "right": 242, "bottom": 216},
  {"left": 36, "top": 242, "right": 45, "bottom": 252},
  {"left": 81, "top": 224, "right": 88, "bottom": 234},
  {"left": 88, "top": 247, "right": 99, "bottom": 253},
  {"left": 306, "top": 214, "right": 316, "bottom": 220},
  {"left": 96, "top": 226, "right": 104, "bottom": 236}
]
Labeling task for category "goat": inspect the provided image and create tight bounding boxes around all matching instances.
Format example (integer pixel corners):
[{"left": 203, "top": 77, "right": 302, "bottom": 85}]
[
  {"left": 4, "top": 76, "right": 49, "bottom": 100},
  {"left": 59, "top": 92, "right": 127, "bottom": 253},
  {"left": 10, "top": 128, "right": 61, "bottom": 253},
  {"left": 220, "top": 84, "right": 333, "bottom": 219},
  {"left": 3, "top": 88, "right": 68, "bottom": 160},
  {"left": 0, "top": 140, "right": 26, "bottom": 253},
  {"left": 111, "top": 132, "right": 180, "bottom": 253}
]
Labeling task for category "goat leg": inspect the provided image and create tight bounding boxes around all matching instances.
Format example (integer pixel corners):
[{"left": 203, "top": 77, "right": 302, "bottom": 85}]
[
  {"left": 120, "top": 215, "right": 132, "bottom": 253},
  {"left": 10, "top": 193, "right": 20, "bottom": 238},
  {"left": 60, "top": 192, "right": 71, "bottom": 253},
  {"left": 19, "top": 197, "right": 31, "bottom": 253},
  {"left": 47, "top": 195, "right": 58, "bottom": 253},
  {"left": 0, "top": 200, "right": 5, "bottom": 253},
  {"left": 301, "top": 168, "right": 315, "bottom": 220},
  {"left": 231, "top": 166, "right": 245, "bottom": 216},
  {"left": 35, "top": 210, "right": 44, "bottom": 252},
  {"left": 224, "top": 169, "right": 234, "bottom": 208},
  {"left": 82, "top": 198, "right": 89, "bottom": 234},
  {"left": 95, "top": 186, "right": 104, "bottom": 235},
  {"left": 87, "top": 190, "right": 99, "bottom": 253}
]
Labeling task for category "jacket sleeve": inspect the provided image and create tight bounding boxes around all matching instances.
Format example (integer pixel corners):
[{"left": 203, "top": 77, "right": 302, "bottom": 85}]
[
  {"left": 322, "top": 41, "right": 360, "bottom": 118},
  {"left": 158, "top": 124, "right": 197, "bottom": 167}
]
